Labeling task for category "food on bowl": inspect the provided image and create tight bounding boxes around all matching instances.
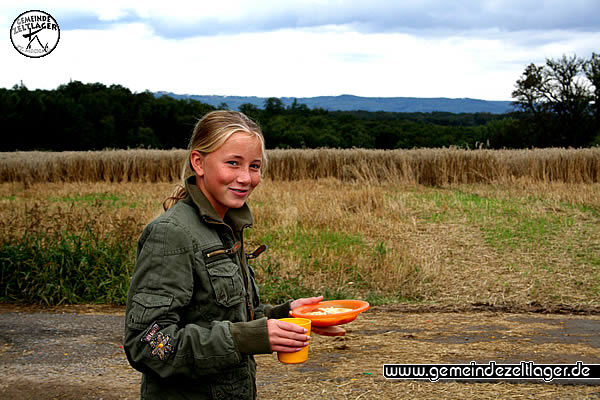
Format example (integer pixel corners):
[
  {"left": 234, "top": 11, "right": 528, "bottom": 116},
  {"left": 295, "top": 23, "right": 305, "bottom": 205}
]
[
  {"left": 306, "top": 307, "right": 353, "bottom": 315},
  {"left": 292, "top": 300, "right": 370, "bottom": 327}
]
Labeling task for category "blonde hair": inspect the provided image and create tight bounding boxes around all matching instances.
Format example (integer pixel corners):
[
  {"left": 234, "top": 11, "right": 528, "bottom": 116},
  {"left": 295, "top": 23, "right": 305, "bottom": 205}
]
[{"left": 163, "top": 110, "right": 266, "bottom": 211}]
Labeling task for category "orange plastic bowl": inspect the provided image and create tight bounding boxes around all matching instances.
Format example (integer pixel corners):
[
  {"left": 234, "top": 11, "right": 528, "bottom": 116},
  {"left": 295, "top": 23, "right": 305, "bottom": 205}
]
[{"left": 291, "top": 300, "right": 370, "bottom": 327}]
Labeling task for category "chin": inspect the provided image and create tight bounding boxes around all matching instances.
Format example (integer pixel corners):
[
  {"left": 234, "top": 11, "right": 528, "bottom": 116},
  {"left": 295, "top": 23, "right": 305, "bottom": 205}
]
[{"left": 226, "top": 199, "right": 246, "bottom": 209}]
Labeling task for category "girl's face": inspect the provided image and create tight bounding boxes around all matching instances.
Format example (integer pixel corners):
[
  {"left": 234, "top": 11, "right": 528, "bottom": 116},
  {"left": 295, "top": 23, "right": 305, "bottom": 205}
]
[{"left": 191, "top": 132, "right": 263, "bottom": 218}]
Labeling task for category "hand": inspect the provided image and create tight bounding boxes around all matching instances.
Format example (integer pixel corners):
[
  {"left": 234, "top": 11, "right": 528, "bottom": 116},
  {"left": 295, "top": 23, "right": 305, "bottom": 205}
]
[
  {"left": 267, "top": 319, "right": 310, "bottom": 353},
  {"left": 290, "top": 295, "right": 323, "bottom": 311}
]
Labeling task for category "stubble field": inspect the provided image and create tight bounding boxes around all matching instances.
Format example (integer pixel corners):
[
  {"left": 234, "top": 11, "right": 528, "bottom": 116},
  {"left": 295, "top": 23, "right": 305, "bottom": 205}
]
[{"left": 1, "top": 177, "right": 599, "bottom": 310}]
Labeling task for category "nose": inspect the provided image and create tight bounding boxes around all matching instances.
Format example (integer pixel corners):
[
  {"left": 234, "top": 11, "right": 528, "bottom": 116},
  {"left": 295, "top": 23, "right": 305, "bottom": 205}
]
[{"left": 237, "top": 167, "right": 251, "bottom": 185}]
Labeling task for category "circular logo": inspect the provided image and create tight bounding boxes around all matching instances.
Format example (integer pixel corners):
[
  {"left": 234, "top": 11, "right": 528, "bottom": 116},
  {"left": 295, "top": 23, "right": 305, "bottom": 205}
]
[{"left": 10, "top": 10, "right": 60, "bottom": 58}]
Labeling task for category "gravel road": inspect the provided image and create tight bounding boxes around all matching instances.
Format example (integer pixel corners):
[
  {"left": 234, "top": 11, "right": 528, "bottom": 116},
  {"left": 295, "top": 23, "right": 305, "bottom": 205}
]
[
  {"left": 1, "top": 304, "right": 599, "bottom": 399},
  {"left": 0, "top": 306, "right": 137, "bottom": 399}
]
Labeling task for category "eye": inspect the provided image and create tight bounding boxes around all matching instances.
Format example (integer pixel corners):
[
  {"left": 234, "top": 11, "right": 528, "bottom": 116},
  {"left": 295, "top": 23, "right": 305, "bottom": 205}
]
[
  {"left": 250, "top": 163, "right": 261, "bottom": 170},
  {"left": 226, "top": 160, "right": 238, "bottom": 166}
]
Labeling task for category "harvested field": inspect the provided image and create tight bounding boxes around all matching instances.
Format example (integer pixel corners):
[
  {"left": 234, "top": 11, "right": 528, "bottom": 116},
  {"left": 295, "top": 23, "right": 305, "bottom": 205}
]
[{"left": 1, "top": 179, "right": 599, "bottom": 308}]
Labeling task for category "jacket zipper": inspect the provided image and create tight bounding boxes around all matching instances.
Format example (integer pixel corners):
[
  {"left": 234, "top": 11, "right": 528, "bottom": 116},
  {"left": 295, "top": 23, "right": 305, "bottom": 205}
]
[
  {"left": 239, "top": 224, "right": 254, "bottom": 321},
  {"left": 205, "top": 241, "right": 241, "bottom": 259}
]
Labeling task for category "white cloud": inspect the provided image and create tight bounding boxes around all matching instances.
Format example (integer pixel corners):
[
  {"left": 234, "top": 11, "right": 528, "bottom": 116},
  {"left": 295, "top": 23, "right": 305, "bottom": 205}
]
[{"left": 2, "top": 1, "right": 599, "bottom": 100}]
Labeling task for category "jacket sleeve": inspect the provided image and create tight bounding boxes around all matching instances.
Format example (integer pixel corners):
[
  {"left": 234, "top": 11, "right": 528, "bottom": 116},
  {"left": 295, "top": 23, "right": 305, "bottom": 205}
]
[
  {"left": 254, "top": 301, "right": 292, "bottom": 320},
  {"left": 123, "top": 219, "right": 269, "bottom": 379}
]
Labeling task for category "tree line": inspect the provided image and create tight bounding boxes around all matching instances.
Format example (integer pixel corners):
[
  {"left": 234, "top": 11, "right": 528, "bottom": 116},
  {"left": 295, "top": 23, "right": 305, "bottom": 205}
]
[{"left": 1, "top": 53, "right": 598, "bottom": 152}]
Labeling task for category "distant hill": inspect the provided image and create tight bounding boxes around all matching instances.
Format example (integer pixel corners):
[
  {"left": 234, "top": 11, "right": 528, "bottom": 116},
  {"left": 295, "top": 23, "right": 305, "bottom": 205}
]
[{"left": 154, "top": 92, "right": 514, "bottom": 114}]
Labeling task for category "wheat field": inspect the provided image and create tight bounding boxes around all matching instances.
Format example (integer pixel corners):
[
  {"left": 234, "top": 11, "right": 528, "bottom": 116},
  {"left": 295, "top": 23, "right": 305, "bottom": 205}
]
[{"left": 1, "top": 147, "right": 599, "bottom": 185}]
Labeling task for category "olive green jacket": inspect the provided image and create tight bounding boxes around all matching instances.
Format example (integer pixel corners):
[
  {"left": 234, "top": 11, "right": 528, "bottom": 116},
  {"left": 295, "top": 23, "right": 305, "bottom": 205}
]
[{"left": 124, "top": 177, "right": 291, "bottom": 399}]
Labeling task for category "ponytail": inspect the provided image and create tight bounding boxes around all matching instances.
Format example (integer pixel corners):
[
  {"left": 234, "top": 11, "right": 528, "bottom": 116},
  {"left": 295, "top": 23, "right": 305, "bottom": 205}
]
[{"left": 163, "top": 184, "right": 187, "bottom": 211}]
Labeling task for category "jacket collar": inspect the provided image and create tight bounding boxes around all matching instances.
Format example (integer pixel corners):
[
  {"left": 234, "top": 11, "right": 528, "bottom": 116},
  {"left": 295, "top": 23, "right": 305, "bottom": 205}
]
[{"left": 184, "top": 176, "right": 253, "bottom": 231}]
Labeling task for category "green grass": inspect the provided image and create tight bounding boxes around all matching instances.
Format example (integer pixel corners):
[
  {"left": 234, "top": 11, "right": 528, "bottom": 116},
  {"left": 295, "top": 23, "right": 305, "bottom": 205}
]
[
  {"left": 0, "top": 227, "right": 135, "bottom": 305},
  {"left": 248, "top": 227, "right": 367, "bottom": 275},
  {"left": 246, "top": 227, "right": 394, "bottom": 303},
  {"left": 252, "top": 254, "right": 394, "bottom": 305},
  {"left": 250, "top": 255, "right": 315, "bottom": 304},
  {"left": 291, "top": 228, "right": 364, "bottom": 254},
  {"left": 412, "top": 190, "right": 581, "bottom": 250},
  {"left": 560, "top": 200, "right": 600, "bottom": 217},
  {"left": 50, "top": 192, "right": 137, "bottom": 208},
  {"left": 249, "top": 226, "right": 364, "bottom": 253}
]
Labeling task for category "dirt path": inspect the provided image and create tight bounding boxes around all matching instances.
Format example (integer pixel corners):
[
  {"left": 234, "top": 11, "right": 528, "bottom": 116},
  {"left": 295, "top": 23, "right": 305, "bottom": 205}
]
[{"left": 1, "top": 304, "right": 599, "bottom": 399}]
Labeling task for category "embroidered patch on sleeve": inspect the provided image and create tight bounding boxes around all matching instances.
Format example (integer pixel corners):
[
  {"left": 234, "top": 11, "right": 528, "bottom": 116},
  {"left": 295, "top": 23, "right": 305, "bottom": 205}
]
[
  {"left": 141, "top": 322, "right": 161, "bottom": 343},
  {"left": 149, "top": 332, "right": 174, "bottom": 360}
]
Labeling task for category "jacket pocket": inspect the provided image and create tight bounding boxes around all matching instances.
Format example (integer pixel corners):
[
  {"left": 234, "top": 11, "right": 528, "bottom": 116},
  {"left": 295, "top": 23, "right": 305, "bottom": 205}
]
[
  {"left": 205, "top": 258, "right": 245, "bottom": 307},
  {"left": 127, "top": 292, "right": 173, "bottom": 330}
]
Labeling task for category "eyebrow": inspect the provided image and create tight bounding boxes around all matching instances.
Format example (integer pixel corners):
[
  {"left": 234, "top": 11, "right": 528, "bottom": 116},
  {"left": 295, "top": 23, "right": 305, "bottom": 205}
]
[{"left": 227, "top": 154, "right": 262, "bottom": 163}]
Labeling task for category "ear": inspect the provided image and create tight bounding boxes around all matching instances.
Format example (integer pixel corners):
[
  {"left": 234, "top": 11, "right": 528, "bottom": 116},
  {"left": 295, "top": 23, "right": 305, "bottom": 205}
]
[{"left": 190, "top": 150, "right": 206, "bottom": 177}]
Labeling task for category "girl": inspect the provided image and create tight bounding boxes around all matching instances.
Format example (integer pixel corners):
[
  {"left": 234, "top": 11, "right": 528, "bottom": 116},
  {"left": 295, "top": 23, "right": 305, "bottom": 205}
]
[{"left": 124, "top": 110, "right": 322, "bottom": 399}]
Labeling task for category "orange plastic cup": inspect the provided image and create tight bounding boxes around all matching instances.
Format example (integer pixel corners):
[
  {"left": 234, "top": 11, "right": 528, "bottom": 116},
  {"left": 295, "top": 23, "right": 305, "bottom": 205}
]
[{"left": 277, "top": 318, "right": 311, "bottom": 364}]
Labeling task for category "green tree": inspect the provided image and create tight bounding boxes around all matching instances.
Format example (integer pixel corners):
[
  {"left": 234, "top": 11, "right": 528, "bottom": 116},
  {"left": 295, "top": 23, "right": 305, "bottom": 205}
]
[
  {"left": 238, "top": 103, "right": 262, "bottom": 124},
  {"left": 512, "top": 63, "right": 549, "bottom": 116},
  {"left": 264, "top": 97, "right": 285, "bottom": 116},
  {"left": 512, "top": 54, "right": 596, "bottom": 147}
]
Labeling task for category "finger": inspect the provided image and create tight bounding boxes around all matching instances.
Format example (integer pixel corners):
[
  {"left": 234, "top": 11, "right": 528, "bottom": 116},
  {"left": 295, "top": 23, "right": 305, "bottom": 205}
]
[
  {"left": 278, "top": 321, "right": 308, "bottom": 334},
  {"left": 271, "top": 326, "right": 310, "bottom": 343},
  {"left": 271, "top": 344, "right": 305, "bottom": 353},
  {"left": 302, "top": 296, "right": 323, "bottom": 305},
  {"left": 270, "top": 336, "right": 310, "bottom": 349},
  {"left": 273, "top": 330, "right": 310, "bottom": 344},
  {"left": 291, "top": 296, "right": 320, "bottom": 310},
  {"left": 271, "top": 337, "right": 309, "bottom": 348}
]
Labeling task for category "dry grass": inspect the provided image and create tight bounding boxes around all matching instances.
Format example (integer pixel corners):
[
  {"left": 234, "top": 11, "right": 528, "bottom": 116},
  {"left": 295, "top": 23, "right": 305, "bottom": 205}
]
[
  {"left": 0, "top": 181, "right": 169, "bottom": 243},
  {"left": 1, "top": 147, "right": 599, "bottom": 184},
  {"left": 248, "top": 179, "right": 600, "bottom": 308},
  {"left": 2, "top": 178, "right": 598, "bottom": 309}
]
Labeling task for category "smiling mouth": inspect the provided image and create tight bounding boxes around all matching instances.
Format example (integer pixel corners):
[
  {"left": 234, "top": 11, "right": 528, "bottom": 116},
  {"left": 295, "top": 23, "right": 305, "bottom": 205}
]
[{"left": 230, "top": 188, "right": 248, "bottom": 194}]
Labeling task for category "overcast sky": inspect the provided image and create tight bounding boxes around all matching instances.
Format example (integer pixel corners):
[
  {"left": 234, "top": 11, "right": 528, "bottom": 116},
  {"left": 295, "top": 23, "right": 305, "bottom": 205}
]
[{"left": 3, "top": 0, "right": 599, "bottom": 100}]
